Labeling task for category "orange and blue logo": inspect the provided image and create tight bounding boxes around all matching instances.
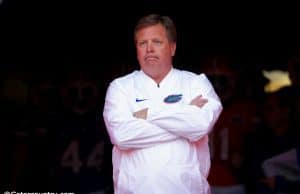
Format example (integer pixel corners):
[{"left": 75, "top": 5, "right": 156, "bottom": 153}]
[{"left": 164, "top": 94, "right": 182, "bottom": 103}]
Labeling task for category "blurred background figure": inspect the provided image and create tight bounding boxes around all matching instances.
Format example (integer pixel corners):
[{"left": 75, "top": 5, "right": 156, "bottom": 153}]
[
  {"left": 49, "top": 67, "right": 113, "bottom": 193},
  {"left": 244, "top": 86, "right": 299, "bottom": 194},
  {"left": 0, "top": 69, "right": 29, "bottom": 190},
  {"left": 200, "top": 54, "right": 259, "bottom": 194},
  {"left": 8, "top": 66, "right": 113, "bottom": 193},
  {"left": 10, "top": 70, "right": 61, "bottom": 190}
]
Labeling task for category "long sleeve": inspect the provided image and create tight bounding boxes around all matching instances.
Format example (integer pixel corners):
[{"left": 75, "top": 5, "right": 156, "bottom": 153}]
[
  {"left": 107, "top": 70, "right": 219, "bottom": 194},
  {"left": 103, "top": 80, "right": 178, "bottom": 150},
  {"left": 148, "top": 74, "right": 222, "bottom": 142}
]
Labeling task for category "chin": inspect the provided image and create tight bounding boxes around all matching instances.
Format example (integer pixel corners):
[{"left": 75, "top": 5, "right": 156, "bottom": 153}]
[{"left": 143, "top": 69, "right": 158, "bottom": 78}]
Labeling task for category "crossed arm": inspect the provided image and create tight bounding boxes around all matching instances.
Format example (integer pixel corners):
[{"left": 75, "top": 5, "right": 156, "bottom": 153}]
[
  {"left": 103, "top": 75, "right": 222, "bottom": 150},
  {"left": 133, "top": 95, "right": 207, "bottom": 119}
]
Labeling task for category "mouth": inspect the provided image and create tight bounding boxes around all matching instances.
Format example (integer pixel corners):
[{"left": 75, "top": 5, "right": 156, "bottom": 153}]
[{"left": 145, "top": 55, "right": 159, "bottom": 61}]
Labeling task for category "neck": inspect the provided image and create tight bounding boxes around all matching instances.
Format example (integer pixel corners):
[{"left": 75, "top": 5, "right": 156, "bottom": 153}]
[{"left": 153, "top": 67, "right": 172, "bottom": 84}]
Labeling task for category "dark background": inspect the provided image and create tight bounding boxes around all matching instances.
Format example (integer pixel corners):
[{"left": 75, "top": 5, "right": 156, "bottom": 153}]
[
  {"left": 1, "top": 1, "right": 300, "bottom": 193},
  {"left": 1, "top": 0, "right": 299, "bottom": 71}
]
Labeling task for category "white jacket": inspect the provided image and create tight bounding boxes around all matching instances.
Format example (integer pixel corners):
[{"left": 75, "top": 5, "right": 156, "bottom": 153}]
[{"left": 103, "top": 68, "right": 222, "bottom": 194}]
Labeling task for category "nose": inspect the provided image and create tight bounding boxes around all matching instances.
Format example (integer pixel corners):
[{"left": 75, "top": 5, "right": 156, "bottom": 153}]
[{"left": 146, "top": 42, "right": 154, "bottom": 53}]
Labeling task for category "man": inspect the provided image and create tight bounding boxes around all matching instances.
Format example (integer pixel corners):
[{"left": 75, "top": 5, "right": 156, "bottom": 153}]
[{"left": 103, "top": 14, "right": 222, "bottom": 194}]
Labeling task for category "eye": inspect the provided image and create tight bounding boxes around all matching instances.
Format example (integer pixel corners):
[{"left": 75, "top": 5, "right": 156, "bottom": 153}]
[
  {"left": 153, "top": 39, "right": 162, "bottom": 45},
  {"left": 137, "top": 41, "right": 147, "bottom": 47}
]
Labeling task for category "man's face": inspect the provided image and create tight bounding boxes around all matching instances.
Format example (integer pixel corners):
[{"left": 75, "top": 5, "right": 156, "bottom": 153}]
[{"left": 135, "top": 24, "right": 176, "bottom": 82}]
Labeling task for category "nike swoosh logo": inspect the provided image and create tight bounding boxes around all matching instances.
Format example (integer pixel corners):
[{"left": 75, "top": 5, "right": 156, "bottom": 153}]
[{"left": 136, "top": 98, "right": 148, "bottom": 102}]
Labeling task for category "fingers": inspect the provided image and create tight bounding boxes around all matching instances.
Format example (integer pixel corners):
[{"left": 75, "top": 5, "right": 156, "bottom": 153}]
[
  {"left": 133, "top": 108, "right": 148, "bottom": 119},
  {"left": 190, "top": 95, "right": 208, "bottom": 108}
]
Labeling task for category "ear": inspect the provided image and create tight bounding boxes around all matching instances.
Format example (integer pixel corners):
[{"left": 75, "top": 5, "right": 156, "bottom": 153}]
[{"left": 171, "top": 43, "right": 176, "bottom": 57}]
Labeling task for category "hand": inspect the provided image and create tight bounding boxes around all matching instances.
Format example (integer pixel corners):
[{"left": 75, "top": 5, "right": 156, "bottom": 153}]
[
  {"left": 133, "top": 108, "right": 148, "bottom": 119},
  {"left": 190, "top": 95, "right": 208, "bottom": 108}
]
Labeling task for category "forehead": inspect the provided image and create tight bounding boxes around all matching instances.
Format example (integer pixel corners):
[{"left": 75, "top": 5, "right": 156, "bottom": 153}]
[{"left": 135, "top": 24, "right": 167, "bottom": 40}]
